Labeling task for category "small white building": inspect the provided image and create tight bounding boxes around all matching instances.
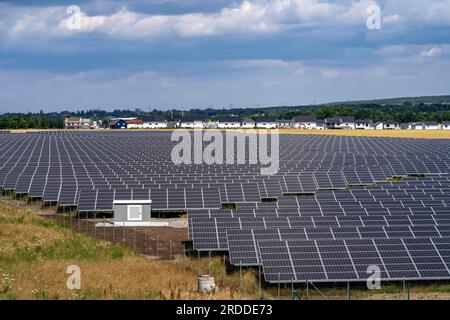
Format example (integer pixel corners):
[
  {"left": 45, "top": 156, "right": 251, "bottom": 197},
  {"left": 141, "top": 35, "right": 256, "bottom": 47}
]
[
  {"left": 292, "top": 116, "right": 317, "bottom": 129},
  {"left": 204, "top": 119, "right": 218, "bottom": 128},
  {"left": 180, "top": 116, "right": 206, "bottom": 129},
  {"left": 277, "top": 119, "right": 292, "bottom": 128},
  {"left": 384, "top": 120, "right": 400, "bottom": 130},
  {"left": 325, "top": 117, "right": 355, "bottom": 130},
  {"left": 217, "top": 116, "right": 241, "bottom": 129},
  {"left": 340, "top": 117, "right": 356, "bottom": 130},
  {"left": 64, "top": 117, "right": 91, "bottom": 129},
  {"left": 400, "top": 122, "right": 415, "bottom": 130},
  {"left": 423, "top": 121, "right": 439, "bottom": 130},
  {"left": 355, "top": 120, "right": 374, "bottom": 130},
  {"left": 414, "top": 122, "right": 425, "bottom": 130},
  {"left": 241, "top": 118, "right": 255, "bottom": 128},
  {"left": 441, "top": 121, "right": 450, "bottom": 130},
  {"left": 142, "top": 116, "right": 168, "bottom": 129},
  {"left": 126, "top": 118, "right": 145, "bottom": 129},
  {"left": 374, "top": 122, "right": 384, "bottom": 130},
  {"left": 255, "top": 116, "right": 278, "bottom": 129},
  {"left": 113, "top": 200, "right": 152, "bottom": 226},
  {"left": 315, "top": 120, "right": 325, "bottom": 130}
]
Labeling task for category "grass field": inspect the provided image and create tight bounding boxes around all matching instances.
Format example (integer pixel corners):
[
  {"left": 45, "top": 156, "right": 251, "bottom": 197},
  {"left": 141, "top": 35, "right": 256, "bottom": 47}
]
[
  {"left": 1, "top": 198, "right": 450, "bottom": 300},
  {"left": 5, "top": 128, "right": 450, "bottom": 139}
]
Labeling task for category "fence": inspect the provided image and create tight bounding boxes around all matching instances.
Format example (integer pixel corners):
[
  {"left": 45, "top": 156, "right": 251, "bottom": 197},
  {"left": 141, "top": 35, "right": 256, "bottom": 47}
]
[{"left": 46, "top": 213, "right": 185, "bottom": 260}]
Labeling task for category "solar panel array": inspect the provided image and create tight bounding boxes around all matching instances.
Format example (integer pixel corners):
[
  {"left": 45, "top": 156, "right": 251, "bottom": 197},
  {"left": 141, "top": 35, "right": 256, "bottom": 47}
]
[{"left": 1, "top": 131, "right": 450, "bottom": 283}]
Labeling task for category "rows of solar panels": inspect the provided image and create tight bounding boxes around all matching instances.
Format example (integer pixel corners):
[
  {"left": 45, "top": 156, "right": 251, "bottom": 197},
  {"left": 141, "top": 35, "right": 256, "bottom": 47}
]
[
  {"left": 190, "top": 175, "right": 450, "bottom": 283},
  {"left": 1, "top": 131, "right": 450, "bottom": 283}
]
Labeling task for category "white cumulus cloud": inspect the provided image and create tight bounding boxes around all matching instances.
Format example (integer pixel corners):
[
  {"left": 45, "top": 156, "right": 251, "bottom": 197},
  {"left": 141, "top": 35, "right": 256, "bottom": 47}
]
[{"left": 420, "top": 46, "right": 443, "bottom": 58}]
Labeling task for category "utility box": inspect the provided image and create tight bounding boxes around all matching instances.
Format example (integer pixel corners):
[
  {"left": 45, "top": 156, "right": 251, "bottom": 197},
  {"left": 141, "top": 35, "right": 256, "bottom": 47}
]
[{"left": 113, "top": 200, "right": 152, "bottom": 226}]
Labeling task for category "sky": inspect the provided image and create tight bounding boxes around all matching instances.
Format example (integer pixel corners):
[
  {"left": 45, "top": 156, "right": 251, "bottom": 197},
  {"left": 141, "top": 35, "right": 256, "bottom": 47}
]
[{"left": 0, "top": 0, "right": 449, "bottom": 113}]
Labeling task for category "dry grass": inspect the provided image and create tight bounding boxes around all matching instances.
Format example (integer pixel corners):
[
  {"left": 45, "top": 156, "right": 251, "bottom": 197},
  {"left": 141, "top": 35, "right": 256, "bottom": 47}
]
[
  {"left": 280, "top": 129, "right": 450, "bottom": 139},
  {"left": 2, "top": 198, "right": 450, "bottom": 300},
  {"left": 6, "top": 128, "right": 450, "bottom": 139},
  {"left": 0, "top": 200, "right": 260, "bottom": 300}
]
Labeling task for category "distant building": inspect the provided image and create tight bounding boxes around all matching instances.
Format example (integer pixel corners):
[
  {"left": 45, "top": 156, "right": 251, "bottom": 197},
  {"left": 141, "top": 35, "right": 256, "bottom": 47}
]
[
  {"left": 255, "top": 116, "right": 278, "bottom": 129},
  {"left": 315, "top": 120, "right": 325, "bottom": 130},
  {"left": 442, "top": 121, "right": 450, "bottom": 130},
  {"left": 340, "top": 117, "right": 356, "bottom": 130},
  {"left": 180, "top": 116, "right": 206, "bottom": 128},
  {"left": 277, "top": 119, "right": 292, "bottom": 128},
  {"left": 204, "top": 119, "right": 218, "bottom": 128},
  {"left": 355, "top": 120, "right": 374, "bottom": 130},
  {"left": 325, "top": 117, "right": 355, "bottom": 130},
  {"left": 64, "top": 117, "right": 91, "bottom": 129},
  {"left": 109, "top": 119, "right": 128, "bottom": 129},
  {"left": 423, "top": 121, "right": 439, "bottom": 130},
  {"left": 414, "top": 122, "right": 425, "bottom": 130},
  {"left": 384, "top": 120, "right": 400, "bottom": 130},
  {"left": 400, "top": 123, "right": 410, "bottom": 130},
  {"left": 126, "top": 118, "right": 144, "bottom": 129},
  {"left": 292, "top": 116, "right": 317, "bottom": 129},
  {"left": 217, "top": 116, "right": 241, "bottom": 129},
  {"left": 241, "top": 118, "right": 255, "bottom": 128},
  {"left": 142, "top": 116, "right": 167, "bottom": 129},
  {"left": 167, "top": 121, "right": 177, "bottom": 129},
  {"left": 325, "top": 117, "right": 341, "bottom": 129},
  {"left": 374, "top": 121, "right": 384, "bottom": 130},
  {"left": 401, "top": 122, "right": 416, "bottom": 130}
]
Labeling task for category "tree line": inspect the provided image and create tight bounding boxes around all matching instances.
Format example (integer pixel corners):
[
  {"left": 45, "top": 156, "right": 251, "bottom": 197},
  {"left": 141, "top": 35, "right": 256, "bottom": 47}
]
[{"left": 0, "top": 114, "right": 63, "bottom": 129}]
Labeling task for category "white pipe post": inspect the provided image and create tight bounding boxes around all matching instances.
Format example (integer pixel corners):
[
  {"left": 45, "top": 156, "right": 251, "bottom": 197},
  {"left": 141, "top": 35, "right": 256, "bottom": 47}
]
[
  {"left": 259, "top": 265, "right": 262, "bottom": 300},
  {"left": 156, "top": 235, "right": 159, "bottom": 259},
  {"left": 277, "top": 274, "right": 280, "bottom": 300},
  {"left": 208, "top": 251, "right": 211, "bottom": 274},
  {"left": 240, "top": 261, "right": 243, "bottom": 293}
]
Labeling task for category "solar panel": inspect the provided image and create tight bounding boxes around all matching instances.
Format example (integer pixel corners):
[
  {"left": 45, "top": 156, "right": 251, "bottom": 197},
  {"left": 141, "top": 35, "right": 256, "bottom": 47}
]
[
  {"left": 1, "top": 131, "right": 450, "bottom": 284},
  {"left": 259, "top": 238, "right": 450, "bottom": 283}
]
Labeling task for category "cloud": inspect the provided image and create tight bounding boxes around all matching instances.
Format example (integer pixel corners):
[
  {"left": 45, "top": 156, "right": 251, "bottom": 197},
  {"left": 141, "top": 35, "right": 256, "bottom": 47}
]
[
  {"left": 420, "top": 46, "right": 443, "bottom": 58},
  {"left": 227, "top": 59, "right": 292, "bottom": 69},
  {"left": 4, "top": 0, "right": 449, "bottom": 41},
  {"left": 3, "top": 55, "right": 450, "bottom": 112},
  {"left": 321, "top": 69, "right": 340, "bottom": 79},
  {"left": 0, "top": 1, "right": 449, "bottom": 111}
]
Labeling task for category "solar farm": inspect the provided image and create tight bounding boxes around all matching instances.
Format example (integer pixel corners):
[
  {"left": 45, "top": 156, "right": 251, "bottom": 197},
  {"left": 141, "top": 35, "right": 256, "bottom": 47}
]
[{"left": 1, "top": 130, "right": 450, "bottom": 289}]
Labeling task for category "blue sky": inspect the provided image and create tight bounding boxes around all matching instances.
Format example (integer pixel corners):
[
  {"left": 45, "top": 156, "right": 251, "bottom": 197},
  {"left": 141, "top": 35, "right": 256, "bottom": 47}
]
[{"left": 0, "top": 0, "right": 449, "bottom": 112}]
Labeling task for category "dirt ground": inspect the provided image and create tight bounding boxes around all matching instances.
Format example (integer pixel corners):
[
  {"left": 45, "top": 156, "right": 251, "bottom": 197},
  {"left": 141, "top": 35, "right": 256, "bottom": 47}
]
[{"left": 0, "top": 198, "right": 189, "bottom": 259}]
